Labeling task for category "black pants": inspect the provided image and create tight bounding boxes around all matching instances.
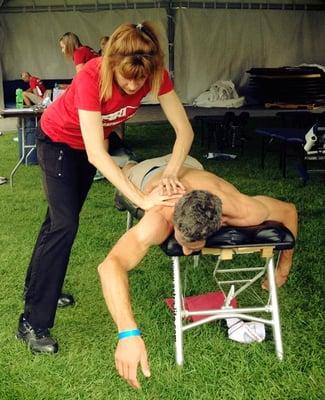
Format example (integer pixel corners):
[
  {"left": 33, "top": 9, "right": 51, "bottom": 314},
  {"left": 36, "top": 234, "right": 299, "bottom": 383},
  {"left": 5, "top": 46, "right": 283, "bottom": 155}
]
[{"left": 23, "top": 128, "right": 96, "bottom": 329}]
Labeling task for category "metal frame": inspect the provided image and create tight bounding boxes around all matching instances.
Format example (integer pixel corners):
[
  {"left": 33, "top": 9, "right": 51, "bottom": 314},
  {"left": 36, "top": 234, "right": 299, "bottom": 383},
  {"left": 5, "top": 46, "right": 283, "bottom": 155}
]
[
  {"left": 1, "top": 2, "right": 324, "bottom": 14},
  {"left": 0, "top": 108, "right": 41, "bottom": 187},
  {"left": 172, "top": 245, "right": 283, "bottom": 366},
  {"left": 9, "top": 115, "right": 38, "bottom": 187}
]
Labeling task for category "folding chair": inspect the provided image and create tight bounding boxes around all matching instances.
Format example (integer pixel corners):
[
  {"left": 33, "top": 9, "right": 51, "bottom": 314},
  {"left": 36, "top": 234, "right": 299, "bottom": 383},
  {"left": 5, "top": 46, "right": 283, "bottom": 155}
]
[
  {"left": 256, "top": 118, "right": 325, "bottom": 181},
  {"left": 115, "top": 193, "right": 295, "bottom": 366}
]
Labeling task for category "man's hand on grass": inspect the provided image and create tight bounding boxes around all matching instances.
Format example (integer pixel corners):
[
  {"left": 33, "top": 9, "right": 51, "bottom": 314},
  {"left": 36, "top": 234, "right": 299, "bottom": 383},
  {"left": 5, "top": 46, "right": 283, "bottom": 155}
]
[{"left": 115, "top": 336, "right": 151, "bottom": 389}]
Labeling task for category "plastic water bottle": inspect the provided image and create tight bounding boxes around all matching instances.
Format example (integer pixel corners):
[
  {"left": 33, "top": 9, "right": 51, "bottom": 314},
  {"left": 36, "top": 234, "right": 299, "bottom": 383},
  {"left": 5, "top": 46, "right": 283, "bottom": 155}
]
[
  {"left": 16, "top": 88, "right": 24, "bottom": 109},
  {"left": 53, "top": 82, "right": 60, "bottom": 102}
]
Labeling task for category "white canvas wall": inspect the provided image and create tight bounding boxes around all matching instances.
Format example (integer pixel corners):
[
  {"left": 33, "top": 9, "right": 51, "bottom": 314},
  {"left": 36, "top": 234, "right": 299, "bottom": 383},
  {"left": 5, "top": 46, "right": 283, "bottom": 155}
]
[
  {"left": 1, "top": 5, "right": 325, "bottom": 106},
  {"left": 174, "top": 9, "right": 325, "bottom": 103},
  {"left": 1, "top": 8, "right": 168, "bottom": 80}
]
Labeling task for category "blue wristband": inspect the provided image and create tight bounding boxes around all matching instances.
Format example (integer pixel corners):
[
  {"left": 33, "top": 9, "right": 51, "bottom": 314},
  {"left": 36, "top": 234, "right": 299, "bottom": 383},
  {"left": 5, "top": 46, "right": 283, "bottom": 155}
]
[{"left": 118, "top": 328, "right": 142, "bottom": 340}]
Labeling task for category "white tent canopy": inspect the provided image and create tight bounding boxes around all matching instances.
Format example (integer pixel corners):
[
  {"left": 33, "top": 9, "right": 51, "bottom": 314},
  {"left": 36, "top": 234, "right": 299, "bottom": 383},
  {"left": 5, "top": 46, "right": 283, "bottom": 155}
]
[
  {"left": 174, "top": 8, "right": 325, "bottom": 102},
  {"left": 1, "top": 0, "right": 325, "bottom": 107}
]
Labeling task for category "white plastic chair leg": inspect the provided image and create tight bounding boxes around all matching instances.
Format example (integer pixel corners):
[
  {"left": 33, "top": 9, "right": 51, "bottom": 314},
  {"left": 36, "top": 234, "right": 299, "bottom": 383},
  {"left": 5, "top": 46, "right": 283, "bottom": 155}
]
[
  {"left": 173, "top": 256, "right": 184, "bottom": 366},
  {"left": 267, "top": 256, "right": 283, "bottom": 360}
]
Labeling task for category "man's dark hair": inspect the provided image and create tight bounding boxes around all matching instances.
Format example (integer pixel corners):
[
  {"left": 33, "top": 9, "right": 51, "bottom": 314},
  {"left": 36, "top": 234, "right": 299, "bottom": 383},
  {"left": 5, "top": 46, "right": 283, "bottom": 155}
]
[{"left": 173, "top": 190, "right": 222, "bottom": 242}]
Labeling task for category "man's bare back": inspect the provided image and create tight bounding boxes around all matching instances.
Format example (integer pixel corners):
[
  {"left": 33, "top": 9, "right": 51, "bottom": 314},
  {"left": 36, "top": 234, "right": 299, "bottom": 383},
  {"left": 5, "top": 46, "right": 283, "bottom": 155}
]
[{"left": 143, "top": 166, "right": 292, "bottom": 231}]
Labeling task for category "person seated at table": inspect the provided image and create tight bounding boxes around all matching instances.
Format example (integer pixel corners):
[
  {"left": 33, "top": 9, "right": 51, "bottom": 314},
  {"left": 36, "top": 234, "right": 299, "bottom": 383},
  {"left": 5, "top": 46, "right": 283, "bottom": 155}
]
[
  {"left": 98, "top": 154, "right": 298, "bottom": 390},
  {"left": 59, "top": 32, "right": 98, "bottom": 73},
  {"left": 21, "top": 71, "right": 48, "bottom": 106}
]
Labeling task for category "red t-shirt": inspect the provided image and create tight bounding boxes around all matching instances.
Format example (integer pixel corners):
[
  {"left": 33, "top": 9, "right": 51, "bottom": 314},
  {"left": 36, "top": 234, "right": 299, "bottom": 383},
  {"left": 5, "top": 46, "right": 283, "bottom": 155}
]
[
  {"left": 29, "top": 76, "right": 46, "bottom": 97},
  {"left": 73, "top": 46, "right": 98, "bottom": 66},
  {"left": 41, "top": 57, "right": 173, "bottom": 150}
]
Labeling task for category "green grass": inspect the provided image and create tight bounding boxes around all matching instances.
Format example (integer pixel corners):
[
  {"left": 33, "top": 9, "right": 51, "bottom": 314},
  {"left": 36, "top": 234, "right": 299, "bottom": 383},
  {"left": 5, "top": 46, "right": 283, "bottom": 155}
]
[{"left": 0, "top": 124, "right": 324, "bottom": 400}]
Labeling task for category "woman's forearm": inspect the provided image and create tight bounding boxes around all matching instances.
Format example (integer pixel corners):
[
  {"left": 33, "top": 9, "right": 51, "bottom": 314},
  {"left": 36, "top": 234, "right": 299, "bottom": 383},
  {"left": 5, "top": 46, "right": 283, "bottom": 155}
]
[
  {"left": 79, "top": 110, "right": 147, "bottom": 209},
  {"left": 164, "top": 125, "right": 194, "bottom": 176},
  {"left": 89, "top": 150, "right": 146, "bottom": 208},
  {"left": 159, "top": 90, "right": 194, "bottom": 177}
]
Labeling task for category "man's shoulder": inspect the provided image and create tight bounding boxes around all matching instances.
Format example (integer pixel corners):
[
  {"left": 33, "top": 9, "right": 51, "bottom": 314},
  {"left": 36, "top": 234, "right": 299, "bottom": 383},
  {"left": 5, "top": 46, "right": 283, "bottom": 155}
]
[
  {"left": 143, "top": 207, "right": 173, "bottom": 228},
  {"left": 137, "top": 208, "right": 173, "bottom": 245}
]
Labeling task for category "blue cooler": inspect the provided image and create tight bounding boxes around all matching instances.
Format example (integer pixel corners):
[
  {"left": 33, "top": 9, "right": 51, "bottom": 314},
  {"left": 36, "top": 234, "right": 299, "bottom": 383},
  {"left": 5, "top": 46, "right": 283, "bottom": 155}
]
[{"left": 18, "top": 117, "right": 38, "bottom": 165}]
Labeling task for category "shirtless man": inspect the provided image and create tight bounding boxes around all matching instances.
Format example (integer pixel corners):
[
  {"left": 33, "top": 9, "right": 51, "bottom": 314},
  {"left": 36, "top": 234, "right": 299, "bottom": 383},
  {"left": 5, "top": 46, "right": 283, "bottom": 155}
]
[{"left": 98, "top": 154, "right": 298, "bottom": 389}]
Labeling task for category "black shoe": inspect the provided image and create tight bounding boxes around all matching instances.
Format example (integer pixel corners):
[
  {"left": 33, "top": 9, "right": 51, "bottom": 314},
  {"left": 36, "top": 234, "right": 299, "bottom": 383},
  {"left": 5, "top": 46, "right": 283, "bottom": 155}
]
[
  {"left": 16, "top": 314, "right": 58, "bottom": 354},
  {"left": 57, "top": 293, "right": 75, "bottom": 308}
]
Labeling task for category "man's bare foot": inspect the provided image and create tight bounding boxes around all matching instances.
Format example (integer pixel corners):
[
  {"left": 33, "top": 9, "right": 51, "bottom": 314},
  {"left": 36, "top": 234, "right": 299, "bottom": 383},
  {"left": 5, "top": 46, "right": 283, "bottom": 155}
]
[{"left": 261, "top": 269, "right": 289, "bottom": 291}]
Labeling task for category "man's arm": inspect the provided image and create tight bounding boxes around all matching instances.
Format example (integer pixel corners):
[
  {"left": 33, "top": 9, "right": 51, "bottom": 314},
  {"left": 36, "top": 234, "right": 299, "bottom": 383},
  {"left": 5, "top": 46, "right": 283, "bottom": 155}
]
[
  {"left": 230, "top": 194, "right": 298, "bottom": 287},
  {"left": 253, "top": 195, "right": 298, "bottom": 288},
  {"left": 224, "top": 192, "right": 297, "bottom": 236},
  {"left": 98, "top": 210, "right": 171, "bottom": 389},
  {"left": 252, "top": 195, "right": 298, "bottom": 238}
]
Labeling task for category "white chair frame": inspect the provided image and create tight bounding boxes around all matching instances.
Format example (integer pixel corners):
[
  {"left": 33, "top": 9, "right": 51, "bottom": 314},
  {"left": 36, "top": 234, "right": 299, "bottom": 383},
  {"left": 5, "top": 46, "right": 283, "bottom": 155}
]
[
  {"left": 125, "top": 210, "right": 284, "bottom": 366},
  {"left": 172, "top": 245, "right": 283, "bottom": 366}
]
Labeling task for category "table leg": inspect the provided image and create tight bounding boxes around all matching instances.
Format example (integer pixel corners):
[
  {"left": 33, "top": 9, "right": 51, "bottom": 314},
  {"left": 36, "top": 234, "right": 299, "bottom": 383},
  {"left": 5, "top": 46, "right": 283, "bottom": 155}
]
[{"left": 10, "top": 117, "right": 25, "bottom": 187}]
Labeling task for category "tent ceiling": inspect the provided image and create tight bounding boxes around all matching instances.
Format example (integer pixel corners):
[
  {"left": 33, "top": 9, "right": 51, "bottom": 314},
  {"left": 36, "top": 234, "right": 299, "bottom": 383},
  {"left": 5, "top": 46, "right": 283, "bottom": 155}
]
[
  {"left": 1, "top": 0, "right": 325, "bottom": 3},
  {"left": 0, "top": 0, "right": 325, "bottom": 13}
]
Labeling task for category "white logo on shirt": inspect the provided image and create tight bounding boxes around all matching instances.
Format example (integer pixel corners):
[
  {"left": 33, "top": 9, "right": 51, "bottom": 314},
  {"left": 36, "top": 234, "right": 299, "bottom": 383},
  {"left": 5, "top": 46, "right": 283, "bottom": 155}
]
[{"left": 102, "top": 106, "right": 138, "bottom": 127}]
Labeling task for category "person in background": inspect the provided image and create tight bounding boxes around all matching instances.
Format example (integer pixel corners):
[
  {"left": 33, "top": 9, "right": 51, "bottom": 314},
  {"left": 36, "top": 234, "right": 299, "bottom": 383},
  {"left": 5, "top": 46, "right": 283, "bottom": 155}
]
[
  {"left": 98, "top": 35, "right": 110, "bottom": 56},
  {"left": 16, "top": 21, "right": 194, "bottom": 355},
  {"left": 21, "top": 71, "right": 48, "bottom": 105},
  {"left": 59, "top": 32, "right": 98, "bottom": 73}
]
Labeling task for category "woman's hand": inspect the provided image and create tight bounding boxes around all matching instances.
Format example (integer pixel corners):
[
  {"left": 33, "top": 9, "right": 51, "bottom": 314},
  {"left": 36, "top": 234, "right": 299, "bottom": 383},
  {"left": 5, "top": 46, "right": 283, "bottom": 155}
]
[
  {"left": 142, "top": 185, "right": 183, "bottom": 210},
  {"left": 157, "top": 175, "right": 185, "bottom": 196}
]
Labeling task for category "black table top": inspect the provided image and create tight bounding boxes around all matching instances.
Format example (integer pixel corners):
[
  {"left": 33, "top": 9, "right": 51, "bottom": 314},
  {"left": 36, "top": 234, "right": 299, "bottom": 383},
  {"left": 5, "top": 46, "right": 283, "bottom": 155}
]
[{"left": 0, "top": 107, "right": 42, "bottom": 118}]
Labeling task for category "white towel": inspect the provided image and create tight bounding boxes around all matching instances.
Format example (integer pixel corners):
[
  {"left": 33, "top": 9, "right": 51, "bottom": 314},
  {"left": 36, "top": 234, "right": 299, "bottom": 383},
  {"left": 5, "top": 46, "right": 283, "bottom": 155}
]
[{"left": 226, "top": 317, "right": 265, "bottom": 344}]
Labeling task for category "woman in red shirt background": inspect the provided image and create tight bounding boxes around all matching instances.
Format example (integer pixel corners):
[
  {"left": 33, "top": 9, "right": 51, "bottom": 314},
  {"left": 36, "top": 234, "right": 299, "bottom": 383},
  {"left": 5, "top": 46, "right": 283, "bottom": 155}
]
[
  {"left": 17, "top": 21, "right": 194, "bottom": 354},
  {"left": 98, "top": 35, "right": 110, "bottom": 56},
  {"left": 59, "top": 31, "right": 98, "bottom": 73}
]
